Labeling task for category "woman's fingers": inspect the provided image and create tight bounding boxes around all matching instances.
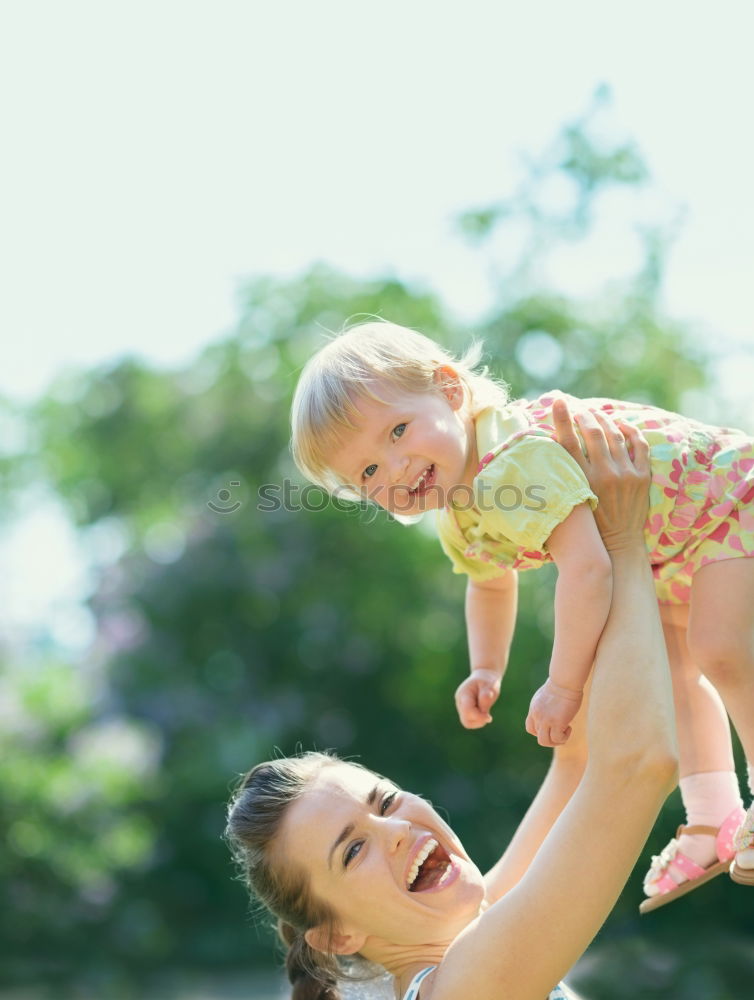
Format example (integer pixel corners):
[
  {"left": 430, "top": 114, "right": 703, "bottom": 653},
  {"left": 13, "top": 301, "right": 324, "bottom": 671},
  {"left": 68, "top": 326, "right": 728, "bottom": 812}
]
[
  {"left": 574, "top": 409, "right": 611, "bottom": 463},
  {"left": 552, "top": 398, "right": 616, "bottom": 468},
  {"left": 594, "top": 411, "right": 651, "bottom": 483},
  {"left": 551, "top": 398, "right": 584, "bottom": 462},
  {"left": 552, "top": 399, "right": 651, "bottom": 490},
  {"left": 618, "top": 420, "right": 651, "bottom": 477},
  {"left": 591, "top": 410, "right": 627, "bottom": 459}
]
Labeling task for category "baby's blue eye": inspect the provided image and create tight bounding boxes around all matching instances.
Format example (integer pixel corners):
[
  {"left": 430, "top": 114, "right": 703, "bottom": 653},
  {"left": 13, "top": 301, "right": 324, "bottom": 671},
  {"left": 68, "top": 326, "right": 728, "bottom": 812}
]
[
  {"left": 363, "top": 464, "right": 378, "bottom": 479},
  {"left": 393, "top": 423, "right": 406, "bottom": 438}
]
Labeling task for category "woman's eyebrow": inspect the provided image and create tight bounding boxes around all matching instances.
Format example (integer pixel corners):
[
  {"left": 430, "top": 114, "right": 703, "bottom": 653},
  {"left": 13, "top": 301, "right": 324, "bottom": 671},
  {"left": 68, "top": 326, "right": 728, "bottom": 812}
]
[
  {"left": 327, "top": 823, "right": 355, "bottom": 870},
  {"left": 327, "top": 783, "right": 381, "bottom": 869}
]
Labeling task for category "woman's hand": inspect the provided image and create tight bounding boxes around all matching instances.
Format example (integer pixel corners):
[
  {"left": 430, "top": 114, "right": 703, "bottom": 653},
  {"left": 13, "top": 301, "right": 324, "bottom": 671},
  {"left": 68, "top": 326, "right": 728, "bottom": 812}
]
[{"left": 551, "top": 398, "right": 650, "bottom": 552}]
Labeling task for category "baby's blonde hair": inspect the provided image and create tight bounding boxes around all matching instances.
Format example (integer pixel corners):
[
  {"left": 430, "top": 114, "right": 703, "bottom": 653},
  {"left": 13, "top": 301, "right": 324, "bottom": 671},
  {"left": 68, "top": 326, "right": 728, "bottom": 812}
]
[{"left": 291, "top": 320, "right": 508, "bottom": 497}]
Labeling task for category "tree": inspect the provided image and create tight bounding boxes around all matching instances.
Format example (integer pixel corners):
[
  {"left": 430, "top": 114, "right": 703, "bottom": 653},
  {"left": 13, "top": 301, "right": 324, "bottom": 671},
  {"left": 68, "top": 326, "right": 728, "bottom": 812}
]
[{"left": 3, "top": 101, "right": 749, "bottom": 995}]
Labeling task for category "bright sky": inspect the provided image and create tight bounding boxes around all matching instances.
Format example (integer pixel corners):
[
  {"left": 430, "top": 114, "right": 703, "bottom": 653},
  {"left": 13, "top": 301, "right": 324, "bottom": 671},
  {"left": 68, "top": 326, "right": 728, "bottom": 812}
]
[
  {"left": 2, "top": 1, "right": 753, "bottom": 399},
  {"left": 1, "top": 0, "right": 753, "bottom": 644}
]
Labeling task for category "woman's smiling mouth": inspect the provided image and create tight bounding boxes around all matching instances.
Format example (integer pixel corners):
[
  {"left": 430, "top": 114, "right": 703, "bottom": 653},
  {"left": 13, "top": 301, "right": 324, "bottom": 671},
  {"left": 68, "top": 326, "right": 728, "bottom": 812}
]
[{"left": 405, "top": 837, "right": 457, "bottom": 892}]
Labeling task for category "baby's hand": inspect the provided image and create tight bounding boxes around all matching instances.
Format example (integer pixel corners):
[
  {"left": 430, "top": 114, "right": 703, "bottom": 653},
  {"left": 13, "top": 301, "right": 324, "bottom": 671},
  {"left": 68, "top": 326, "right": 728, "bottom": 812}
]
[
  {"left": 525, "top": 679, "right": 583, "bottom": 747},
  {"left": 455, "top": 669, "right": 501, "bottom": 729}
]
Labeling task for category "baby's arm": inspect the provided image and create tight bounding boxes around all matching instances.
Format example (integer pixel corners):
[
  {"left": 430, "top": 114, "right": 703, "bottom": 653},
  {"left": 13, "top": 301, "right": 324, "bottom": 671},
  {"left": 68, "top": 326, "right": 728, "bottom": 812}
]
[
  {"left": 525, "top": 502, "right": 612, "bottom": 747},
  {"left": 455, "top": 571, "right": 518, "bottom": 729}
]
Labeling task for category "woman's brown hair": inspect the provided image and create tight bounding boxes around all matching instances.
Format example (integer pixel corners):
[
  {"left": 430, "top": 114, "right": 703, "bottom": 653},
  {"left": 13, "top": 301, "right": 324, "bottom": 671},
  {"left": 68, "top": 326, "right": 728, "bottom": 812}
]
[{"left": 226, "top": 752, "right": 373, "bottom": 1000}]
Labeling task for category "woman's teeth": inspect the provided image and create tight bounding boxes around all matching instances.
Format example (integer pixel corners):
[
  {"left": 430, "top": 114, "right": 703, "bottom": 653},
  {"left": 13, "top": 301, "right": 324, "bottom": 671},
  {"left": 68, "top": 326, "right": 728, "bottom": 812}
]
[{"left": 407, "top": 838, "right": 438, "bottom": 889}]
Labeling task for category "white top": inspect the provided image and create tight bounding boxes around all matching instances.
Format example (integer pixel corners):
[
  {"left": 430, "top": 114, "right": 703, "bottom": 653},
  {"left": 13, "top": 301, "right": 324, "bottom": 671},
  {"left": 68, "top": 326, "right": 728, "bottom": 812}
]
[
  {"left": 401, "top": 965, "right": 577, "bottom": 1000},
  {"left": 401, "top": 966, "right": 434, "bottom": 1000}
]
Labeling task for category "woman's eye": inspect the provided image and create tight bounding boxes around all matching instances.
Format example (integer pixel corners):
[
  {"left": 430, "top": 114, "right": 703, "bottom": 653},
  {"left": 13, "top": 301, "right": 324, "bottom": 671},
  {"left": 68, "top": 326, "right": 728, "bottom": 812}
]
[
  {"left": 380, "top": 791, "right": 397, "bottom": 815},
  {"left": 363, "top": 464, "right": 378, "bottom": 479},
  {"left": 392, "top": 423, "right": 406, "bottom": 439},
  {"left": 344, "top": 840, "right": 364, "bottom": 867}
]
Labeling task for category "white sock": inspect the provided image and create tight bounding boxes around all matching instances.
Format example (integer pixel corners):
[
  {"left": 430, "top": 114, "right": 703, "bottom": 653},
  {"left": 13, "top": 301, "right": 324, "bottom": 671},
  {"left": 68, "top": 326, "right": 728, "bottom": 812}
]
[{"left": 670, "top": 771, "right": 743, "bottom": 883}]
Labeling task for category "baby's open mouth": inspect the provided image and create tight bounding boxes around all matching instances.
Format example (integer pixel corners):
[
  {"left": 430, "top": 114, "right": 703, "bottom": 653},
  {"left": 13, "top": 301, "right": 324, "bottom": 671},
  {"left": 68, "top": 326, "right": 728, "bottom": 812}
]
[
  {"left": 409, "top": 464, "right": 435, "bottom": 496},
  {"left": 406, "top": 838, "right": 453, "bottom": 892}
]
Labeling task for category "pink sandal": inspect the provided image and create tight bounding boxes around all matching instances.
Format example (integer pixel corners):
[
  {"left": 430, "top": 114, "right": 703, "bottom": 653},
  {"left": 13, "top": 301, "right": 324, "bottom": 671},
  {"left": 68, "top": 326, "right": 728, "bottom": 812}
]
[
  {"left": 730, "top": 804, "right": 754, "bottom": 886},
  {"left": 639, "top": 805, "right": 744, "bottom": 914}
]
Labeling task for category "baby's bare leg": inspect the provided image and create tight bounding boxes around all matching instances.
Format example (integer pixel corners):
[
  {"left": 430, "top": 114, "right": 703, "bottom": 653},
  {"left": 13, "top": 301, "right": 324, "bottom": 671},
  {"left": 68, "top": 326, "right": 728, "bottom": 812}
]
[
  {"left": 661, "top": 605, "right": 736, "bottom": 775},
  {"left": 688, "top": 558, "right": 754, "bottom": 764}
]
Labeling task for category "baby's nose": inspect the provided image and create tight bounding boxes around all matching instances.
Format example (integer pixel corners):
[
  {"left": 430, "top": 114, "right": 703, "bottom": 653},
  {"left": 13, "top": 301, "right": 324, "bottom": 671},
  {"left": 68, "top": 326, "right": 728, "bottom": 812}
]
[{"left": 390, "top": 453, "right": 409, "bottom": 484}]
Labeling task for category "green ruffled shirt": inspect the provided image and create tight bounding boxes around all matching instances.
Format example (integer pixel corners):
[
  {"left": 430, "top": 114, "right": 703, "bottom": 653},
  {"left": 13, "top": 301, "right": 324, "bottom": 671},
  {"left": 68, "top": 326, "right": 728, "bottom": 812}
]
[
  {"left": 436, "top": 402, "right": 598, "bottom": 582},
  {"left": 437, "top": 390, "right": 754, "bottom": 603}
]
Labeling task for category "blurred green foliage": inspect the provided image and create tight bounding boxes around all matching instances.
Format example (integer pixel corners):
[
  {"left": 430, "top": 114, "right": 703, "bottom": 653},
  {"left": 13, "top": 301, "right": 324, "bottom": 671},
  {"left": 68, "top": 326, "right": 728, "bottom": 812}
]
[{"left": 1, "top": 98, "right": 751, "bottom": 997}]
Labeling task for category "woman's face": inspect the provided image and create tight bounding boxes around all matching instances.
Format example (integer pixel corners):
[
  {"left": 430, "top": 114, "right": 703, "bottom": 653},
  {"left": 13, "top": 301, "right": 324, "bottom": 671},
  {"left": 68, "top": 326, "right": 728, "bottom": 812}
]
[{"left": 276, "top": 763, "right": 486, "bottom": 954}]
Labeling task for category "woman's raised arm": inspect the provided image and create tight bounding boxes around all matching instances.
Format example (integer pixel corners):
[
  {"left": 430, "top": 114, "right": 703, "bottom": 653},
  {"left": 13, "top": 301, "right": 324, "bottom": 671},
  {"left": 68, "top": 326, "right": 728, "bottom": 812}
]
[{"left": 433, "top": 402, "right": 678, "bottom": 1000}]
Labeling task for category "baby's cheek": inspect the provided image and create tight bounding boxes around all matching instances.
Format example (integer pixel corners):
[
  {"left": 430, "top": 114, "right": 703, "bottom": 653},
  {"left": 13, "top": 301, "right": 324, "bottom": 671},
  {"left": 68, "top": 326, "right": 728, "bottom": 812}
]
[{"left": 369, "top": 486, "right": 389, "bottom": 507}]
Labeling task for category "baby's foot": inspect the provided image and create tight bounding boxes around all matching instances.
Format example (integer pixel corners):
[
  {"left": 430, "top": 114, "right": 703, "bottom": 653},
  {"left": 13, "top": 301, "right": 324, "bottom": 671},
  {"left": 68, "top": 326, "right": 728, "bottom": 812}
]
[
  {"left": 732, "top": 804, "right": 754, "bottom": 872},
  {"left": 640, "top": 807, "right": 744, "bottom": 912},
  {"left": 668, "top": 831, "right": 717, "bottom": 884},
  {"left": 642, "top": 832, "right": 710, "bottom": 897}
]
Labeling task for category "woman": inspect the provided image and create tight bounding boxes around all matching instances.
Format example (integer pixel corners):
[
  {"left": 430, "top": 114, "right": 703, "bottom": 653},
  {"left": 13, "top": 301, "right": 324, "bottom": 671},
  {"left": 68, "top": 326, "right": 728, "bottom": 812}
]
[{"left": 226, "top": 402, "right": 679, "bottom": 1000}]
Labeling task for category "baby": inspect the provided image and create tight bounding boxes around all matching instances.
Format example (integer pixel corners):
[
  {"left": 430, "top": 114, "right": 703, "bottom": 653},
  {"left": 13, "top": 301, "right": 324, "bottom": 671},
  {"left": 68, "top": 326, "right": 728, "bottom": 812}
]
[{"left": 290, "top": 320, "right": 754, "bottom": 911}]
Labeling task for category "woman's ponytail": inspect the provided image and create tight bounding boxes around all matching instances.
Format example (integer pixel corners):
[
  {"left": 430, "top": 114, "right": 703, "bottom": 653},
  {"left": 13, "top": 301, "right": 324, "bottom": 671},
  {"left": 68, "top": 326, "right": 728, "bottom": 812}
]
[
  {"left": 226, "top": 754, "right": 384, "bottom": 1000},
  {"left": 279, "top": 920, "right": 340, "bottom": 1000}
]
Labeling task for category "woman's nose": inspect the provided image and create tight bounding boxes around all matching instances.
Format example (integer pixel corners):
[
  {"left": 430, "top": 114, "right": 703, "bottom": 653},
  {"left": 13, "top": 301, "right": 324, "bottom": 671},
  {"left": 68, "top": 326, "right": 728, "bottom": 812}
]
[{"left": 383, "top": 815, "right": 412, "bottom": 852}]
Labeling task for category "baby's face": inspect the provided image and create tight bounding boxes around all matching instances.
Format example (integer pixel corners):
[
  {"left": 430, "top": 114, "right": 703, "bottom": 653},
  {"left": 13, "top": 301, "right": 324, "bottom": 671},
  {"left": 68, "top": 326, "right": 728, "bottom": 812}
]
[{"left": 327, "top": 381, "right": 477, "bottom": 516}]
